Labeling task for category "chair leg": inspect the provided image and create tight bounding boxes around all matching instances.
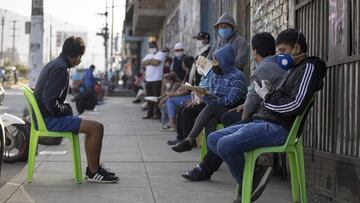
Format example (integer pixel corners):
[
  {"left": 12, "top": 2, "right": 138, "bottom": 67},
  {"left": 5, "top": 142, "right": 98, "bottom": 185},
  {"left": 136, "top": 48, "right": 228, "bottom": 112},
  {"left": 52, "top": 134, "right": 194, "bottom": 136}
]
[
  {"left": 288, "top": 152, "right": 300, "bottom": 202},
  {"left": 241, "top": 152, "right": 256, "bottom": 203},
  {"left": 27, "top": 133, "right": 39, "bottom": 183},
  {"left": 71, "top": 134, "right": 82, "bottom": 184},
  {"left": 200, "top": 131, "right": 207, "bottom": 161},
  {"left": 295, "top": 142, "right": 307, "bottom": 203}
]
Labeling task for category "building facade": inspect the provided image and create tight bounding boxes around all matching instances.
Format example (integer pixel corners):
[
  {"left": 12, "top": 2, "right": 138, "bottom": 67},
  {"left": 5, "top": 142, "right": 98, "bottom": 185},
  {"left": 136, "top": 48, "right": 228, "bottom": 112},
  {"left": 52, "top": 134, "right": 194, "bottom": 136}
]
[{"left": 123, "top": 1, "right": 360, "bottom": 202}]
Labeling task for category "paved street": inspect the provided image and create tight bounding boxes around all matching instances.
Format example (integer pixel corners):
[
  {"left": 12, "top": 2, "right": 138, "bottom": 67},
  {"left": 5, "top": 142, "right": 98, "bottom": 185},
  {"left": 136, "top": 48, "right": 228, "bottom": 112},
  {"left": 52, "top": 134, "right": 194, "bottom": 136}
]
[{"left": 0, "top": 89, "right": 293, "bottom": 203}]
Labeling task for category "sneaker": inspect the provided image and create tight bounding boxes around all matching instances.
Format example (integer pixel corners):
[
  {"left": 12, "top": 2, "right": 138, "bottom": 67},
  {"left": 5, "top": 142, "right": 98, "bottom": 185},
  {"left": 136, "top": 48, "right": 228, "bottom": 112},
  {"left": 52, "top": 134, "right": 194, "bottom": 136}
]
[
  {"left": 233, "top": 166, "right": 273, "bottom": 203},
  {"left": 167, "top": 138, "right": 181, "bottom": 145},
  {"left": 251, "top": 166, "right": 273, "bottom": 202},
  {"left": 181, "top": 165, "right": 211, "bottom": 181},
  {"left": 171, "top": 139, "right": 193, "bottom": 153},
  {"left": 86, "top": 167, "right": 119, "bottom": 183},
  {"left": 132, "top": 99, "right": 141, "bottom": 103}
]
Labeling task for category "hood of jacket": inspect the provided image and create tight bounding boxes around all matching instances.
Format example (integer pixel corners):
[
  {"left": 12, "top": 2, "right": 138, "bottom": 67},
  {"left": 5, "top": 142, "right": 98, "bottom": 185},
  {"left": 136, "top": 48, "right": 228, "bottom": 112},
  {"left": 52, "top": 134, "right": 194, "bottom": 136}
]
[
  {"left": 213, "top": 44, "right": 238, "bottom": 74},
  {"left": 214, "top": 13, "right": 237, "bottom": 38}
]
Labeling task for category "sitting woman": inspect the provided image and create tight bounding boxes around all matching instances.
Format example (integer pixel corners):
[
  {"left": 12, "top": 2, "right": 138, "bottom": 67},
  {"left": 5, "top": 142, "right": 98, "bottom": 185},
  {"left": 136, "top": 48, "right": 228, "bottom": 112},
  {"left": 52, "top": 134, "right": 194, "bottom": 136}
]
[
  {"left": 171, "top": 44, "right": 248, "bottom": 153},
  {"left": 165, "top": 56, "right": 195, "bottom": 129},
  {"left": 158, "top": 73, "right": 182, "bottom": 129}
]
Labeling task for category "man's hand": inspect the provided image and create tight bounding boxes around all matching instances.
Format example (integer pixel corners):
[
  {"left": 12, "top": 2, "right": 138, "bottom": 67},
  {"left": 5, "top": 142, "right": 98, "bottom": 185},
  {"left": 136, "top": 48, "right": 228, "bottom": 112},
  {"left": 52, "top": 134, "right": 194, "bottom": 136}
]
[
  {"left": 186, "top": 100, "right": 198, "bottom": 108},
  {"left": 193, "top": 89, "right": 205, "bottom": 98},
  {"left": 229, "top": 104, "right": 244, "bottom": 112},
  {"left": 254, "top": 80, "right": 273, "bottom": 100}
]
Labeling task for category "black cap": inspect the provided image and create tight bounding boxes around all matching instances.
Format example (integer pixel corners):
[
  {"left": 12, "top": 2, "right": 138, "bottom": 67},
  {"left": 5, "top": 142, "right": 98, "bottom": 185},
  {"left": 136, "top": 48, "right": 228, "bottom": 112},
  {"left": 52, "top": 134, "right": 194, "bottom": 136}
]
[{"left": 193, "top": 31, "right": 210, "bottom": 41}]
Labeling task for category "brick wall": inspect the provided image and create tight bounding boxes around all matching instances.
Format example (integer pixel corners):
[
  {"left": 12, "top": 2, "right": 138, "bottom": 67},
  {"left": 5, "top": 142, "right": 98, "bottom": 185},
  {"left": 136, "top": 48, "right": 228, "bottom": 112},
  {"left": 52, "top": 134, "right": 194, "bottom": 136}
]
[{"left": 251, "top": 0, "right": 289, "bottom": 37}]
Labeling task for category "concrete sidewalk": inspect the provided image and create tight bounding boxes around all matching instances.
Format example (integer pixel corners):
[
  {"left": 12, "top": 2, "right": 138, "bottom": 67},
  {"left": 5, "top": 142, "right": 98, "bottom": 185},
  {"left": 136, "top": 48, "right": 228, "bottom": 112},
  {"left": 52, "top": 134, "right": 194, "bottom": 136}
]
[{"left": 0, "top": 97, "right": 292, "bottom": 203}]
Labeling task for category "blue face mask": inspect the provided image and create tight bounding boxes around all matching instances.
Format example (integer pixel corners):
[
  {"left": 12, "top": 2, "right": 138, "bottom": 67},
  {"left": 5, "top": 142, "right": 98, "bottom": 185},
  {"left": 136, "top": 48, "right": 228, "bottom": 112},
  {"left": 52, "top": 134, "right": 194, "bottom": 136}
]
[
  {"left": 217, "top": 28, "right": 233, "bottom": 39},
  {"left": 276, "top": 54, "right": 294, "bottom": 70}
]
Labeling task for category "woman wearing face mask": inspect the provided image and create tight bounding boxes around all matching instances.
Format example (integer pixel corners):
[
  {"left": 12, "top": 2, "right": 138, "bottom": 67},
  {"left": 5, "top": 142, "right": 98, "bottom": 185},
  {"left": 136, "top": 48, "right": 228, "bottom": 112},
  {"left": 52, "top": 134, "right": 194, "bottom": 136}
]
[
  {"left": 158, "top": 73, "right": 182, "bottom": 129},
  {"left": 207, "top": 13, "right": 250, "bottom": 71},
  {"left": 165, "top": 56, "right": 195, "bottom": 129}
]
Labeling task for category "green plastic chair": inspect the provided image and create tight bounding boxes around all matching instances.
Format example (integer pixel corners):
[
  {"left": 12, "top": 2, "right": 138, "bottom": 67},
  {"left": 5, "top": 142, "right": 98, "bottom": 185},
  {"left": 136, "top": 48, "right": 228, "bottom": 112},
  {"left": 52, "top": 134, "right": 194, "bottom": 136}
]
[
  {"left": 200, "top": 124, "right": 224, "bottom": 161},
  {"left": 21, "top": 85, "right": 83, "bottom": 184},
  {"left": 238, "top": 96, "right": 316, "bottom": 203}
]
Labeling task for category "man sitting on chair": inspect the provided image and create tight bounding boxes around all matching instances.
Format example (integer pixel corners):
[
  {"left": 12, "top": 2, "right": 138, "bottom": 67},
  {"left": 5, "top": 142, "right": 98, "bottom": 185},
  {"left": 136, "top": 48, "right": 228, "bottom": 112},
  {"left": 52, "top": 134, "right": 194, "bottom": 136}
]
[
  {"left": 34, "top": 36, "right": 119, "bottom": 183},
  {"left": 206, "top": 29, "right": 327, "bottom": 202}
]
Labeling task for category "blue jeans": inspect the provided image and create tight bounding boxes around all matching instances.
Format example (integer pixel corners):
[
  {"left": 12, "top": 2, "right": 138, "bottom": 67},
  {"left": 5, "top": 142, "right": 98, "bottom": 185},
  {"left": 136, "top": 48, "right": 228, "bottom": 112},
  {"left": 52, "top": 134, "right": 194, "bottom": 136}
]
[
  {"left": 207, "top": 120, "right": 288, "bottom": 183},
  {"left": 166, "top": 94, "right": 192, "bottom": 119}
]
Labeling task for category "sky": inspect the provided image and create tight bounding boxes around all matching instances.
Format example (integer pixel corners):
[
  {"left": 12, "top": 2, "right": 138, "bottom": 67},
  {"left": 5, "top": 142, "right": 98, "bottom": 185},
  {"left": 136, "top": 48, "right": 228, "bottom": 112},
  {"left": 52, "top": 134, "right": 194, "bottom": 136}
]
[
  {"left": 1, "top": 0, "right": 126, "bottom": 32},
  {"left": 0, "top": 0, "right": 126, "bottom": 71}
]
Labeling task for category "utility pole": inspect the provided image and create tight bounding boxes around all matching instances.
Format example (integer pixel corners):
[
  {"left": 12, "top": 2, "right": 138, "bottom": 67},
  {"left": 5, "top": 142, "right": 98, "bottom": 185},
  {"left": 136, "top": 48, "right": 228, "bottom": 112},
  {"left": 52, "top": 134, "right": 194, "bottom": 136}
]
[
  {"left": 96, "top": 0, "right": 109, "bottom": 72},
  {"left": 29, "top": 0, "right": 44, "bottom": 87},
  {"left": 0, "top": 10, "right": 7, "bottom": 66},
  {"left": 11, "top": 20, "right": 17, "bottom": 64},
  {"left": 110, "top": 0, "right": 114, "bottom": 69}
]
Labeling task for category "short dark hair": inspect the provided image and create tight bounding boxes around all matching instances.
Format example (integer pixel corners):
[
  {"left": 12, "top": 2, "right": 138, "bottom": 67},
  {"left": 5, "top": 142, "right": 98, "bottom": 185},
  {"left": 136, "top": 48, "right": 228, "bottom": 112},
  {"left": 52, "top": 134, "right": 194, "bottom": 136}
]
[
  {"left": 251, "top": 32, "right": 275, "bottom": 58},
  {"left": 62, "top": 36, "right": 86, "bottom": 58},
  {"left": 275, "top": 29, "right": 308, "bottom": 53},
  {"left": 89, "top": 64, "right": 95, "bottom": 69}
]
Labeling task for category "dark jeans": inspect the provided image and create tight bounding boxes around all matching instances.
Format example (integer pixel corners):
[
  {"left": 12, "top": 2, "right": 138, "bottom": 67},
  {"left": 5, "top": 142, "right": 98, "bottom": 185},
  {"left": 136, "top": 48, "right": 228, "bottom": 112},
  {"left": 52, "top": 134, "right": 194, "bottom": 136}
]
[
  {"left": 75, "top": 88, "right": 97, "bottom": 115},
  {"left": 188, "top": 104, "right": 230, "bottom": 140},
  {"left": 199, "top": 110, "right": 246, "bottom": 176},
  {"left": 145, "top": 81, "right": 162, "bottom": 117},
  {"left": 176, "top": 103, "right": 206, "bottom": 140}
]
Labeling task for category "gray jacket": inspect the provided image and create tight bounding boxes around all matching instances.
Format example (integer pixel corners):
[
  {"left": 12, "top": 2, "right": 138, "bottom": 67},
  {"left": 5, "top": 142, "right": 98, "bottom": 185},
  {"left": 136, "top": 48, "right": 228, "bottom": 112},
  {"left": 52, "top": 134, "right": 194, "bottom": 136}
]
[
  {"left": 243, "top": 56, "right": 287, "bottom": 116},
  {"left": 208, "top": 13, "right": 250, "bottom": 71}
]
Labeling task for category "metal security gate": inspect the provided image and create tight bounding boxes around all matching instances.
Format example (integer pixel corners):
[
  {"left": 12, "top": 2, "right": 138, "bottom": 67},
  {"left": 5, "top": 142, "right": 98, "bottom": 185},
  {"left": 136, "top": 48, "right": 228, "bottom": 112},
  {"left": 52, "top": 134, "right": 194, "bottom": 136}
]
[{"left": 295, "top": 0, "right": 360, "bottom": 202}]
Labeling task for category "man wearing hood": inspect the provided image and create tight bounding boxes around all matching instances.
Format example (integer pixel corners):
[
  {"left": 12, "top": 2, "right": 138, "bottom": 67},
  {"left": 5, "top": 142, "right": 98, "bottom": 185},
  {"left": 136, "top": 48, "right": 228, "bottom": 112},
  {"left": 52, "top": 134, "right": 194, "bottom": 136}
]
[
  {"left": 208, "top": 13, "right": 250, "bottom": 71},
  {"left": 207, "top": 29, "right": 327, "bottom": 202},
  {"left": 171, "top": 42, "right": 187, "bottom": 81},
  {"left": 171, "top": 44, "right": 248, "bottom": 152}
]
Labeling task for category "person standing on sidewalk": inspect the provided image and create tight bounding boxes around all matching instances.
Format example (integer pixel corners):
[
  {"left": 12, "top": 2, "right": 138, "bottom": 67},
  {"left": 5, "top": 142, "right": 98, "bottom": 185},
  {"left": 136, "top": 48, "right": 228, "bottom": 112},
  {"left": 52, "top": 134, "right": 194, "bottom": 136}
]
[
  {"left": 34, "top": 36, "right": 119, "bottom": 183},
  {"left": 141, "top": 40, "right": 165, "bottom": 119},
  {"left": 208, "top": 13, "right": 249, "bottom": 71}
]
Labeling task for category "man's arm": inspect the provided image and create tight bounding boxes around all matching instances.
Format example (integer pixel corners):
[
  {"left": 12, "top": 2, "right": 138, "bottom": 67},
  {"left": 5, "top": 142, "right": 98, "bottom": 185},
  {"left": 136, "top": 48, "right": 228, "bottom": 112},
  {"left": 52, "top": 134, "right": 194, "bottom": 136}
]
[
  {"left": 264, "top": 63, "right": 318, "bottom": 116},
  {"left": 42, "top": 68, "right": 72, "bottom": 116}
]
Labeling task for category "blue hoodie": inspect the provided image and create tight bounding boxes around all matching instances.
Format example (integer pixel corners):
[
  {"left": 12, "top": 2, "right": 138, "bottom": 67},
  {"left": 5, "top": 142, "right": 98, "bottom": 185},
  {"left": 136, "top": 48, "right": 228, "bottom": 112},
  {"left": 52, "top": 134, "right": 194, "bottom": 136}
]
[{"left": 203, "top": 44, "right": 248, "bottom": 107}]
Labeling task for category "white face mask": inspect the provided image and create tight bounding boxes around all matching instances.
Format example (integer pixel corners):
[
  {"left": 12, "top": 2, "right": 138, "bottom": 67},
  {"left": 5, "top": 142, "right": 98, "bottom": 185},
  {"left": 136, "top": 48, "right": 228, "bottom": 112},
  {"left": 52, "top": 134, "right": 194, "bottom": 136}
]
[
  {"left": 149, "top": 48, "right": 157, "bottom": 54},
  {"left": 165, "top": 82, "right": 171, "bottom": 88},
  {"left": 175, "top": 51, "right": 183, "bottom": 58},
  {"left": 196, "top": 40, "right": 204, "bottom": 49}
]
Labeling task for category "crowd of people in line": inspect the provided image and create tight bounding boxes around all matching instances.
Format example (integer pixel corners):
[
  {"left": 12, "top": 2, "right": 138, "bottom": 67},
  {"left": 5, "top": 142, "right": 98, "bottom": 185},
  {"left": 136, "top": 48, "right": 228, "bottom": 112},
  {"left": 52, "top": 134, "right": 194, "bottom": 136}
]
[
  {"left": 31, "top": 11, "right": 327, "bottom": 203},
  {"left": 131, "top": 13, "right": 327, "bottom": 202}
]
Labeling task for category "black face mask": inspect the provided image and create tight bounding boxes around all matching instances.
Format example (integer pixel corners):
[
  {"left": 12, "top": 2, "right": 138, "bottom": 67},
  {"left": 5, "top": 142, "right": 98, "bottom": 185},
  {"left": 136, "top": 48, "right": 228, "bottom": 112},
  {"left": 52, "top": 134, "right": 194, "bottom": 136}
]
[{"left": 212, "top": 65, "right": 224, "bottom": 75}]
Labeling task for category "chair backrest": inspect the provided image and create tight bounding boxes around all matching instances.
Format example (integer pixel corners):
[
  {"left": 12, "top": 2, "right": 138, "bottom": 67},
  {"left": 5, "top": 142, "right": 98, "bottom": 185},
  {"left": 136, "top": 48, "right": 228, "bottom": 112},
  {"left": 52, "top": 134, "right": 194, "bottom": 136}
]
[
  {"left": 283, "top": 95, "right": 316, "bottom": 147},
  {"left": 21, "top": 84, "right": 48, "bottom": 132}
]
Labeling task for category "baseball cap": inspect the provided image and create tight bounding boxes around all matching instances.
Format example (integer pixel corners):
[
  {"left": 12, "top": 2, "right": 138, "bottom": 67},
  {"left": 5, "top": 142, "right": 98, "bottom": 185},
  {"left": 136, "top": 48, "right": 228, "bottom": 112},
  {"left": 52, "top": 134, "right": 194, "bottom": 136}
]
[
  {"left": 174, "top": 42, "right": 184, "bottom": 51},
  {"left": 193, "top": 31, "right": 210, "bottom": 41}
]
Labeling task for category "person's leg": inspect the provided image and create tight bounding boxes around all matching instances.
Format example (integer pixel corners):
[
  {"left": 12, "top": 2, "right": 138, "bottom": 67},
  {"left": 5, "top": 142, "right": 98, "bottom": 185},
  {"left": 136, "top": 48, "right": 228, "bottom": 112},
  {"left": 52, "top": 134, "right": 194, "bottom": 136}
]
[
  {"left": 144, "top": 81, "right": 154, "bottom": 118},
  {"left": 221, "top": 110, "right": 243, "bottom": 128},
  {"left": 161, "top": 103, "right": 169, "bottom": 127},
  {"left": 166, "top": 94, "right": 192, "bottom": 127},
  {"left": 216, "top": 121, "right": 288, "bottom": 184},
  {"left": 152, "top": 81, "right": 162, "bottom": 118},
  {"left": 78, "top": 119, "right": 104, "bottom": 173},
  {"left": 181, "top": 103, "right": 206, "bottom": 138}
]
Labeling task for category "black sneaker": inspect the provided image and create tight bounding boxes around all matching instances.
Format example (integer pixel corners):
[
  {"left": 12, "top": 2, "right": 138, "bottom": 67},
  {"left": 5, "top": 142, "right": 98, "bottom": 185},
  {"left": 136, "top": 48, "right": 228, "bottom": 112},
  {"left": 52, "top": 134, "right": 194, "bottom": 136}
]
[
  {"left": 171, "top": 139, "right": 193, "bottom": 153},
  {"left": 233, "top": 166, "right": 273, "bottom": 203},
  {"left": 167, "top": 138, "right": 181, "bottom": 145},
  {"left": 251, "top": 166, "right": 273, "bottom": 202},
  {"left": 181, "top": 165, "right": 211, "bottom": 181},
  {"left": 86, "top": 167, "right": 119, "bottom": 183}
]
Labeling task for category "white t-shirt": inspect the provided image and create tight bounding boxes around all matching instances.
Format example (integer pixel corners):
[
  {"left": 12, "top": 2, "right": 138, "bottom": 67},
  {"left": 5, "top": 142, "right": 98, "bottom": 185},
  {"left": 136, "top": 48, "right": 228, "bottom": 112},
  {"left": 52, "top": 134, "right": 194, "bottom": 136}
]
[{"left": 142, "top": 51, "right": 165, "bottom": 82}]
